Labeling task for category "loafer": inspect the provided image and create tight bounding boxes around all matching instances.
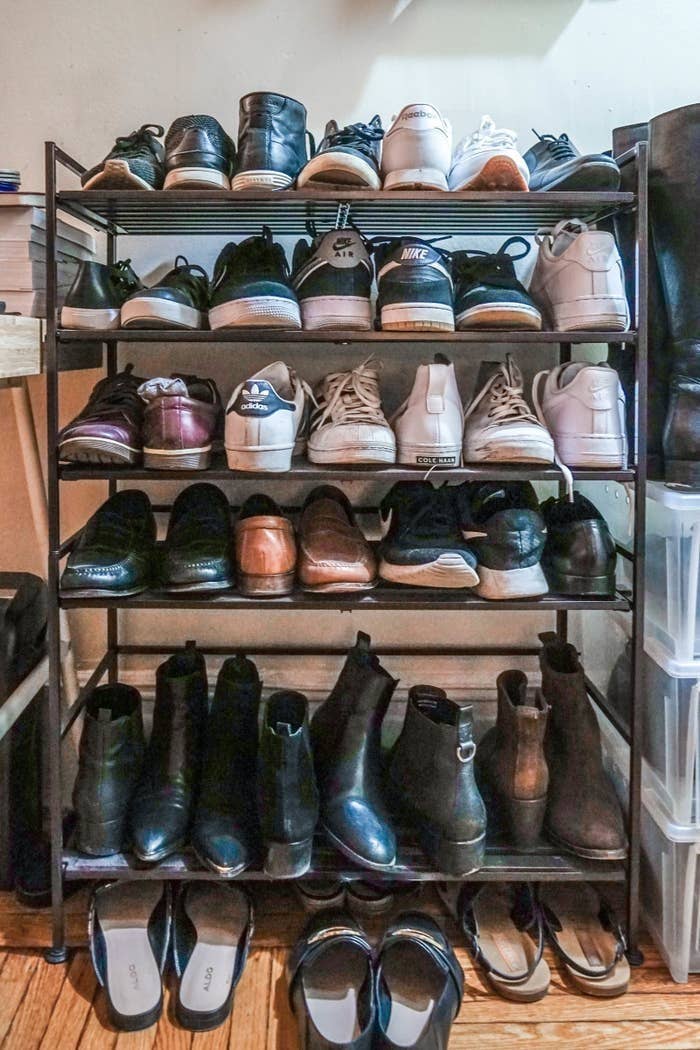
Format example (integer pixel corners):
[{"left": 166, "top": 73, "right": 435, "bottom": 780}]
[
  {"left": 61, "top": 490, "right": 156, "bottom": 597},
  {"left": 287, "top": 909, "right": 375, "bottom": 1049},
  {"left": 160, "top": 483, "right": 234, "bottom": 593}
]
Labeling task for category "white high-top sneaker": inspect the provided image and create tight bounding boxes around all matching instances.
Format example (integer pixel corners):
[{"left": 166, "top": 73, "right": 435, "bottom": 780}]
[
  {"left": 308, "top": 359, "right": 396, "bottom": 464},
  {"left": 533, "top": 362, "right": 628, "bottom": 468},
  {"left": 381, "top": 104, "right": 452, "bottom": 191},
  {"left": 530, "top": 219, "right": 630, "bottom": 331},
  {"left": 449, "top": 116, "right": 530, "bottom": 191},
  {"left": 225, "top": 361, "right": 311, "bottom": 471},
  {"left": 392, "top": 355, "right": 463, "bottom": 467}
]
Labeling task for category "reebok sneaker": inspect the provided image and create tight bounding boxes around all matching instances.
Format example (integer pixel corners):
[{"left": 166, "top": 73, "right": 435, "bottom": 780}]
[{"left": 381, "top": 104, "right": 452, "bottom": 191}]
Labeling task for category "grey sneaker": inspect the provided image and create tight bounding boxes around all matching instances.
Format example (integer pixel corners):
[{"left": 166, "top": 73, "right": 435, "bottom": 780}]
[{"left": 463, "top": 355, "right": 554, "bottom": 464}]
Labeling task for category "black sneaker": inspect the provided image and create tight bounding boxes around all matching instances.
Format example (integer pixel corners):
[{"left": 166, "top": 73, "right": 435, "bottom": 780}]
[
  {"left": 233, "top": 92, "right": 309, "bottom": 191},
  {"left": 163, "top": 115, "right": 236, "bottom": 191},
  {"left": 540, "top": 492, "right": 616, "bottom": 596},
  {"left": 292, "top": 225, "right": 373, "bottom": 330},
  {"left": 121, "top": 256, "right": 209, "bottom": 330},
  {"left": 297, "top": 116, "right": 383, "bottom": 189},
  {"left": 378, "top": 481, "right": 478, "bottom": 588},
  {"left": 373, "top": 237, "right": 454, "bottom": 332},
  {"left": 61, "top": 260, "right": 143, "bottom": 330},
  {"left": 523, "top": 131, "right": 621, "bottom": 192},
  {"left": 81, "top": 124, "right": 165, "bottom": 190},
  {"left": 453, "top": 236, "right": 542, "bottom": 331},
  {"left": 455, "top": 482, "right": 548, "bottom": 600},
  {"left": 209, "top": 226, "right": 301, "bottom": 329}
]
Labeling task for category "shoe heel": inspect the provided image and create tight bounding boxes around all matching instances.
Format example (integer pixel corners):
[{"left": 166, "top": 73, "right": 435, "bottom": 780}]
[
  {"left": 143, "top": 448, "right": 211, "bottom": 470},
  {"left": 264, "top": 838, "right": 313, "bottom": 879},
  {"left": 225, "top": 446, "right": 293, "bottom": 472},
  {"left": 238, "top": 571, "right": 295, "bottom": 596},
  {"left": 547, "top": 572, "right": 616, "bottom": 596},
  {"left": 504, "top": 797, "right": 547, "bottom": 850},
  {"left": 422, "top": 826, "right": 486, "bottom": 876},
  {"left": 76, "top": 817, "right": 125, "bottom": 856}
]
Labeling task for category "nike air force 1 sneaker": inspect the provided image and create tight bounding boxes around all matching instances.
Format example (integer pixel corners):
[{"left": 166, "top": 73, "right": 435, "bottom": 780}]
[
  {"left": 225, "top": 361, "right": 311, "bottom": 472},
  {"left": 453, "top": 237, "right": 542, "bottom": 330},
  {"left": 392, "top": 355, "right": 463, "bottom": 467},
  {"left": 532, "top": 362, "right": 627, "bottom": 468},
  {"left": 463, "top": 355, "right": 554, "bottom": 464},
  {"left": 307, "top": 359, "right": 396, "bottom": 465},
  {"left": 530, "top": 219, "right": 630, "bottom": 332},
  {"left": 292, "top": 227, "right": 373, "bottom": 330},
  {"left": 297, "top": 116, "right": 383, "bottom": 189},
  {"left": 374, "top": 237, "right": 454, "bottom": 331},
  {"left": 163, "top": 115, "right": 236, "bottom": 190},
  {"left": 209, "top": 227, "right": 301, "bottom": 329},
  {"left": 449, "top": 115, "right": 529, "bottom": 191},
  {"left": 381, "top": 104, "right": 452, "bottom": 191},
  {"left": 524, "top": 131, "right": 621, "bottom": 192}
]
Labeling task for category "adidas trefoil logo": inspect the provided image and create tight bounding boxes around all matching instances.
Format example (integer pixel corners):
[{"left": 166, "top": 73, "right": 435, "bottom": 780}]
[{"left": 244, "top": 383, "right": 270, "bottom": 400}]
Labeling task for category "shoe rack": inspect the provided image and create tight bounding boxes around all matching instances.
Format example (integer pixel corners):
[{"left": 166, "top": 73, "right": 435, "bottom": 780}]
[{"left": 42, "top": 141, "right": 649, "bottom": 966}]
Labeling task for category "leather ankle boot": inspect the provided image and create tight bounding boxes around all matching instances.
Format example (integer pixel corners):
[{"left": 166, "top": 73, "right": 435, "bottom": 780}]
[
  {"left": 311, "top": 631, "right": 398, "bottom": 870},
  {"left": 388, "top": 686, "right": 486, "bottom": 875},
  {"left": 130, "top": 647, "right": 207, "bottom": 863},
  {"left": 258, "top": 690, "right": 319, "bottom": 878},
  {"left": 191, "top": 654, "right": 262, "bottom": 876},
  {"left": 73, "top": 684, "right": 145, "bottom": 856},
  {"left": 234, "top": 92, "right": 309, "bottom": 191},
  {"left": 475, "top": 671, "right": 549, "bottom": 849},
  {"left": 538, "top": 632, "right": 627, "bottom": 859}
]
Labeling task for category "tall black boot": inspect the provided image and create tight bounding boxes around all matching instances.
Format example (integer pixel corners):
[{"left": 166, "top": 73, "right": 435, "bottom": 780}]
[
  {"left": 191, "top": 654, "right": 262, "bottom": 876},
  {"left": 130, "top": 647, "right": 207, "bottom": 863},
  {"left": 311, "top": 631, "right": 398, "bottom": 870}
]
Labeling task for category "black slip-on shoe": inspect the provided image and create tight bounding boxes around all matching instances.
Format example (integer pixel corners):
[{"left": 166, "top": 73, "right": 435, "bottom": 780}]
[{"left": 160, "top": 483, "right": 234, "bottom": 593}]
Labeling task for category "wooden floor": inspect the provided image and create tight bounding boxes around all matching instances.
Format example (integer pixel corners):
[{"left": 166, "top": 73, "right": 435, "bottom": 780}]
[{"left": 1, "top": 887, "right": 700, "bottom": 1049}]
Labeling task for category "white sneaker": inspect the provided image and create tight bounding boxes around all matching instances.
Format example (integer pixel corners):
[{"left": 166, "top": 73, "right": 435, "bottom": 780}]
[
  {"left": 449, "top": 116, "right": 530, "bottom": 191},
  {"left": 381, "top": 104, "right": 452, "bottom": 191},
  {"left": 225, "top": 361, "right": 311, "bottom": 472},
  {"left": 392, "top": 355, "right": 463, "bottom": 467},
  {"left": 530, "top": 219, "right": 630, "bottom": 331},
  {"left": 533, "top": 362, "right": 628, "bottom": 468},
  {"left": 463, "top": 355, "right": 554, "bottom": 463},
  {"left": 308, "top": 358, "right": 396, "bottom": 464}
]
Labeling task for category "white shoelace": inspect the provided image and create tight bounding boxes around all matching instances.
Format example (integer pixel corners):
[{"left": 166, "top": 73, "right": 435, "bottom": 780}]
[
  {"left": 464, "top": 356, "right": 539, "bottom": 426},
  {"left": 453, "top": 115, "right": 519, "bottom": 159},
  {"left": 531, "top": 367, "right": 575, "bottom": 501},
  {"left": 311, "top": 357, "right": 388, "bottom": 430}
]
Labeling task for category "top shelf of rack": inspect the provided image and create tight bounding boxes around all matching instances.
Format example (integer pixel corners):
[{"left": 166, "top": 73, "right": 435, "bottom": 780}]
[{"left": 56, "top": 189, "right": 635, "bottom": 238}]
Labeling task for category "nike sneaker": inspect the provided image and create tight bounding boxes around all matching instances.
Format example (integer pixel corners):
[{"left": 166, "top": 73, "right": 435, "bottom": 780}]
[
  {"left": 453, "top": 237, "right": 542, "bottom": 330},
  {"left": 61, "top": 260, "right": 143, "bottom": 330},
  {"left": 292, "top": 226, "right": 373, "bottom": 330},
  {"left": 308, "top": 359, "right": 396, "bottom": 464},
  {"left": 225, "top": 361, "right": 312, "bottom": 472},
  {"left": 532, "top": 362, "right": 627, "bottom": 468},
  {"left": 455, "top": 481, "right": 548, "bottom": 599},
  {"left": 297, "top": 116, "right": 383, "bottom": 189},
  {"left": 163, "top": 114, "right": 236, "bottom": 190},
  {"left": 81, "top": 124, "right": 165, "bottom": 190},
  {"left": 463, "top": 356, "right": 554, "bottom": 463},
  {"left": 378, "top": 482, "right": 478, "bottom": 588},
  {"left": 391, "top": 354, "right": 463, "bottom": 467},
  {"left": 209, "top": 227, "right": 301, "bottom": 329},
  {"left": 121, "top": 256, "right": 209, "bottom": 330},
  {"left": 373, "top": 236, "right": 454, "bottom": 331},
  {"left": 449, "top": 115, "right": 529, "bottom": 191},
  {"left": 523, "top": 131, "right": 621, "bottom": 191},
  {"left": 381, "top": 104, "right": 452, "bottom": 190}
]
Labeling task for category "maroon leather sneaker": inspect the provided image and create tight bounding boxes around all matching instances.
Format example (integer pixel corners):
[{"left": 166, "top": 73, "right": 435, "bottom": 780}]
[
  {"left": 139, "top": 374, "right": 222, "bottom": 470},
  {"left": 58, "top": 364, "right": 144, "bottom": 465}
]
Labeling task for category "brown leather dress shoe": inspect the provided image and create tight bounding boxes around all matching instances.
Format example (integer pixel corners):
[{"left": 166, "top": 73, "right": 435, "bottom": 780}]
[
  {"left": 298, "top": 486, "right": 377, "bottom": 593},
  {"left": 235, "top": 495, "right": 296, "bottom": 596}
]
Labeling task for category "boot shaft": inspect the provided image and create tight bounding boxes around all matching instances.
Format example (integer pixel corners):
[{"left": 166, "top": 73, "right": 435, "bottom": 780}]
[
  {"left": 538, "top": 634, "right": 604, "bottom": 765},
  {"left": 259, "top": 691, "right": 318, "bottom": 840},
  {"left": 237, "top": 92, "right": 308, "bottom": 180},
  {"left": 148, "top": 648, "right": 208, "bottom": 784},
  {"left": 494, "top": 670, "right": 549, "bottom": 799}
]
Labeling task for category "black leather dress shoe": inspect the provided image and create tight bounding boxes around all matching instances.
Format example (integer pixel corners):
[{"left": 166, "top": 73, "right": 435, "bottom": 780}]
[
  {"left": 61, "top": 490, "right": 156, "bottom": 597},
  {"left": 191, "top": 655, "right": 262, "bottom": 876},
  {"left": 287, "top": 909, "right": 375, "bottom": 1049},
  {"left": 130, "top": 647, "right": 207, "bottom": 862},
  {"left": 376, "top": 912, "right": 463, "bottom": 1049},
  {"left": 541, "top": 493, "right": 617, "bottom": 596},
  {"left": 160, "top": 483, "right": 234, "bottom": 593}
]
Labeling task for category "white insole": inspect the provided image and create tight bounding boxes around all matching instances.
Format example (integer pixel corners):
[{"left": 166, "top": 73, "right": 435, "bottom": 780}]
[
  {"left": 382, "top": 943, "right": 443, "bottom": 1047},
  {"left": 96, "top": 882, "right": 164, "bottom": 1019},
  {"left": 303, "top": 948, "right": 367, "bottom": 1042},
  {"left": 179, "top": 884, "right": 248, "bottom": 1014}
]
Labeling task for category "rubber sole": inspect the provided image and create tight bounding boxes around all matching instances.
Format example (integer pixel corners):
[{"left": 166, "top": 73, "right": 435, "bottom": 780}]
[
  {"left": 61, "top": 305, "right": 121, "bottom": 330},
  {"left": 551, "top": 434, "right": 627, "bottom": 469},
  {"left": 396, "top": 444, "right": 462, "bottom": 468},
  {"left": 473, "top": 562, "right": 549, "bottom": 600},
  {"left": 307, "top": 442, "right": 396, "bottom": 465},
  {"left": 59, "top": 436, "right": 140, "bottom": 465},
  {"left": 160, "top": 578, "right": 235, "bottom": 595},
  {"left": 451, "top": 155, "right": 529, "bottom": 192},
  {"left": 143, "top": 446, "right": 212, "bottom": 470},
  {"left": 456, "top": 303, "right": 542, "bottom": 330},
  {"left": 238, "top": 570, "right": 295, "bottom": 596},
  {"left": 463, "top": 438, "right": 554, "bottom": 464},
  {"left": 381, "top": 302, "right": 454, "bottom": 332},
  {"left": 552, "top": 297, "right": 630, "bottom": 332},
  {"left": 121, "top": 297, "right": 202, "bottom": 330},
  {"left": 379, "top": 553, "right": 478, "bottom": 588},
  {"left": 300, "top": 578, "right": 377, "bottom": 594},
  {"left": 82, "top": 159, "right": 155, "bottom": 191},
  {"left": 531, "top": 160, "right": 621, "bottom": 192},
  {"left": 60, "top": 583, "right": 149, "bottom": 599},
  {"left": 297, "top": 152, "right": 381, "bottom": 189},
  {"left": 383, "top": 167, "right": 449, "bottom": 191},
  {"left": 164, "top": 167, "right": 230, "bottom": 191},
  {"left": 545, "top": 826, "right": 628, "bottom": 861},
  {"left": 231, "top": 170, "right": 293, "bottom": 191},
  {"left": 300, "top": 295, "right": 372, "bottom": 331},
  {"left": 225, "top": 444, "right": 296, "bottom": 472},
  {"left": 209, "top": 295, "right": 301, "bottom": 329}
]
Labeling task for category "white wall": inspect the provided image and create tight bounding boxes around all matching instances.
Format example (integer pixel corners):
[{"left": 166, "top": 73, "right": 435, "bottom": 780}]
[{"left": 1, "top": 0, "right": 697, "bottom": 690}]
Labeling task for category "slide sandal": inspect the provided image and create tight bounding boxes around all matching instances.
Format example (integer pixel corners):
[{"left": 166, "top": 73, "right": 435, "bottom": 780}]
[
  {"left": 287, "top": 909, "right": 375, "bottom": 1049},
  {"left": 173, "top": 882, "right": 253, "bottom": 1031},
  {"left": 440, "top": 882, "right": 550, "bottom": 1002},
  {"left": 89, "top": 880, "right": 170, "bottom": 1031},
  {"left": 539, "top": 882, "right": 630, "bottom": 997},
  {"left": 376, "top": 912, "right": 463, "bottom": 1049}
]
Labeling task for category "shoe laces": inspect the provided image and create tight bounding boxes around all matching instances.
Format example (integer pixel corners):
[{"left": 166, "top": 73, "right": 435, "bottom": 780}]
[
  {"left": 405, "top": 486, "right": 456, "bottom": 539},
  {"left": 113, "top": 124, "right": 164, "bottom": 156},
  {"left": 455, "top": 115, "right": 518, "bottom": 157},
  {"left": 465, "top": 354, "right": 540, "bottom": 427},
  {"left": 532, "top": 130, "right": 576, "bottom": 162},
  {"left": 322, "top": 117, "right": 384, "bottom": 152},
  {"left": 311, "top": 357, "right": 388, "bottom": 429},
  {"left": 453, "top": 235, "right": 530, "bottom": 282},
  {"left": 110, "top": 259, "right": 141, "bottom": 295},
  {"left": 212, "top": 226, "right": 289, "bottom": 289}
]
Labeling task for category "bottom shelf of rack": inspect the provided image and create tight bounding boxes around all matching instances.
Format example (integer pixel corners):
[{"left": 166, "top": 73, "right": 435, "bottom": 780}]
[{"left": 63, "top": 840, "right": 626, "bottom": 883}]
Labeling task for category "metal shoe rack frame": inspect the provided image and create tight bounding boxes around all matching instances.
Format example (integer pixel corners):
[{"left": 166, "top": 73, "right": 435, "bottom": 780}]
[{"left": 41, "top": 141, "right": 649, "bottom": 964}]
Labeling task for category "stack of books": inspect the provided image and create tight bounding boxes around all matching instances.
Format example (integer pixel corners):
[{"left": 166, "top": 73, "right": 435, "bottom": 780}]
[{"left": 0, "top": 194, "right": 96, "bottom": 316}]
